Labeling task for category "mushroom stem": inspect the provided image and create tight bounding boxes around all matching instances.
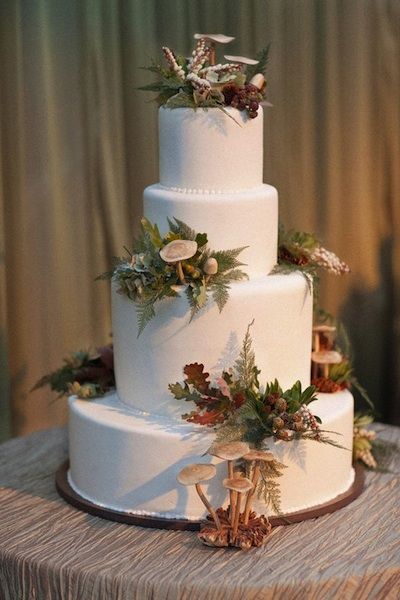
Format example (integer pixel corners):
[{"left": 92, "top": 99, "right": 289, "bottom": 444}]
[
  {"left": 323, "top": 363, "right": 329, "bottom": 378},
  {"left": 227, "top": 460, "right": 235, "bottom": 522},
  {"left": 243, "top": 462, "right": 260, "bottom": 525},
  {"left": 195, "top": 482, "right": 222, "bottom": 532},
  {"left": 209, "top": 42, "right": 216, "bottom": 66},
  {"left": 314, "top": 332, "right": 320, "bottom": 352},
  {"left": 176, "top": 261, "right": 186, "bottom": 284},
  {"left": 232, "top": 491, "right": 242, "bottom": 538}
]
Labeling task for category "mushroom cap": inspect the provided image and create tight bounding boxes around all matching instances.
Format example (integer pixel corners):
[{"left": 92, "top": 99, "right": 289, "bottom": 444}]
[
  {"left": 177, "top": 463, "right": 216, "bottom": 486},
  {"left": 243, "top": 450, "right": 275, "bottom": 462},
  {"left": 159, "top": 239, "right": 198, "bottom": 263},
  {"left": 311, "top": 350, "right": 343, "bottom": 365},
  {"left": 224, "top": 54, "right": 259, "bottom": 65},
  {"left": 223, "top": 477, "right": 254, "bottom": 493},
  {"left": 249, "top": 73, "right": 265, "bottom": 90},
  {"left": 209, "top": 441, "right": 250, "bottom": 461},
  {"left": 313, "top": 324, "right": 336, "bottom": 333},
  {"left": 203, "top": 257, "right": 218, "bottom": 275},
  {"left": 194, "top": 33, "right": 235, "bottom": 44}
]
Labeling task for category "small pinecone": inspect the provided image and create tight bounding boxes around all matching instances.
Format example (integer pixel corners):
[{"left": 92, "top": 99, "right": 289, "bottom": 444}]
[
  {"left": 273, "top": 417, "right": 285, "bottom": 430},
  {"left": 276, "top": 429, "right": 294, "bottom": 441},
  {"left": 275, "top": 397, "right": 287, "bottom": 412}
]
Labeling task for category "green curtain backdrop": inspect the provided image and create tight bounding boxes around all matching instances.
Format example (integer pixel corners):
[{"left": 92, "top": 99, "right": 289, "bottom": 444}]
[{"left": 0, "top": 0, "right": 399, "bottom": 440}]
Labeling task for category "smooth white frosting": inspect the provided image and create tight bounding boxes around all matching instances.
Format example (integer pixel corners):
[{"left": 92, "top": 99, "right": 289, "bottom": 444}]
[
  {"left": 68, "top": 389, "right": 354, "bottom": 519},
  {"left": 144, "top": 184, "right": 278, "bottom": 278},
  {"left": 159, "top": 107, "right": 264, "bottom": 191},
  {"left": 112, "top": 273, "right": 313, "bottom": 418}
]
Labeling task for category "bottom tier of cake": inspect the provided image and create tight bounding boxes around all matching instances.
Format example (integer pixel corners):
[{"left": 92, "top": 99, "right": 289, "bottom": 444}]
[{"left": 68, "top": 390, "right": 354, "bottom": 519}]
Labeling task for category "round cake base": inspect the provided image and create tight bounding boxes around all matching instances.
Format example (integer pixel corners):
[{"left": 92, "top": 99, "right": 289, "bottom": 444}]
[{"left": 55, "top": 461, "right": 365, "bottom": 531}]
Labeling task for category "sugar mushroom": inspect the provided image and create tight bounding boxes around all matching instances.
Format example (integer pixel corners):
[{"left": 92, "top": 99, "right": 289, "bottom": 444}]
[
  {"left": 159, "top": 240, "right": 198, "bottom": 285},
  {"left": 311, "top": 350, "right": 343, "bottom": 379},
  {"left": 209, "top": 441, "right": 250, "bottom": 521},
  {"left": 203, "top": 257, "right": 218, "bottom": 282},
  {"left": 242, "top": 450, "right": 275, "bottom": 524},
  {"left": 224, "top": 55, "right": 259, "bottom": 66},
  {"left": 223, "top": 477, "right": 254, "bottom": 538},
  {"left": 177, "top": 463, "right": 221, "bottom": 531},
  {"left": 312, "top": 324, "right": 336, "bottom": 352}
]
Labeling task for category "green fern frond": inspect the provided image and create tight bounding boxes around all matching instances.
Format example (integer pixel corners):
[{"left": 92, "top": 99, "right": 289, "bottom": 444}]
[
  {"left": 246, "top": 45, "right": 271, "bottom": 80},
  {"left": 211, "top": 282, "right": 229, "bottom": 312},
  {"left": 171, "top": 218, "right": 197, "bottom": 241},
  {"left": 210, "top": 247, "right": 247, "bottom": 272},
  {"left": 136, "top": 302, "right": 156, "bottom": 337},
  {"left": 234, "top": 320, "right": 258, "bottom": 389}
]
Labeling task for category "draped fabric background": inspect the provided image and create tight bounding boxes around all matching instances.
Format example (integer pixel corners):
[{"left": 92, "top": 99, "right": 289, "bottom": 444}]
[{"left": 0, "top": 0, "right": 399, "bottom": 441}]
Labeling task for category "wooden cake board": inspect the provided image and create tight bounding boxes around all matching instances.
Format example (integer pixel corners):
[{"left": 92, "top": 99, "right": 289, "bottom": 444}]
[{"left": 55, "top": 461, "right": 365, "bottom": 531}]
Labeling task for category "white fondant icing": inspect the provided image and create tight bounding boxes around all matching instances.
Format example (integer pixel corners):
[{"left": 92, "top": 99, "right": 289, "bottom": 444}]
[
  {"left": 68, "top": 390, "right": 354, "bottom": 519},
  {"left": 144, "top": 184, "right": 278, "bottom": 278},
  {"left": 159, "top": 106, "right": 264, "bottom": 191},
  {"left": 112, "top": 273, "right": 313, "bottom": 417}
]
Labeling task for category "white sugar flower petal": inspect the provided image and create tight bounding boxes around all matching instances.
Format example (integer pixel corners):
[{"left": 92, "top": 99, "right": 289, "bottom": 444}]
[
  {"left": 224, "top": 54, "right": 259, "bottom": 65},
  {"left": 194, "top": 33, "right": 235, "bottom": 44}
]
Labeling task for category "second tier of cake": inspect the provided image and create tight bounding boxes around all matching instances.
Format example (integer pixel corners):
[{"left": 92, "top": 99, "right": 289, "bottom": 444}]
[{"left": 113, "top": 272, "right": 313, "bottom": 417}]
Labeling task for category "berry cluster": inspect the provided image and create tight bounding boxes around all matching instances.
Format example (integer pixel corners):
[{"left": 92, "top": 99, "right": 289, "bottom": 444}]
[
  {"left": 222, "top": 83, "right": 264, "bottom": 119},
  {"left": 260, "top": 393, "right": 320, "bottom": 441}
]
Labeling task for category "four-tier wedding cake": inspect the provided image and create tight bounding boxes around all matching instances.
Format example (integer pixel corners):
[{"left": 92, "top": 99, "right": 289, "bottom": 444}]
[{"left": 68, "top": 101, "right": 354, "bottom": 520}]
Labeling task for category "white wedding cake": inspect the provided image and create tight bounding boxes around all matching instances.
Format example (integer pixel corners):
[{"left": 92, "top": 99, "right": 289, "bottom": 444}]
[{"left": 68, "top": 105, "right": 354, "bottom": 520}]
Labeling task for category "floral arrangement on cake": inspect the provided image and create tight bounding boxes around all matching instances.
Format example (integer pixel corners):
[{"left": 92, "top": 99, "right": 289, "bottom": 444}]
[
  {"left": 140, "top": 33, "right": 269, "bottom": 119},
  {"left": 98, "top": 217, "right": 247, "bottom": 335},
  {"left": 273, "top": 224, "right": 350, "bottom": 289},
  {"left": 169, "top": 322, "right": 347, "bottom": 514},
  {"left": 311, "top": 309, "right": 373, "bottom": 409}
]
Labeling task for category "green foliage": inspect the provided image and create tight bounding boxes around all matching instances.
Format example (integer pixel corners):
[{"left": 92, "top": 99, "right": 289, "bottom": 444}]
[
  {"left": 257, "top": 457, "right": 287, "bottom": 514},
  {"left": 246, "top": 45, "right": 271, "bottom": 81},
  {"left": 165, "top": 90, "right": 197, "bottom": 109},
  {"left": 211, "top": 282, "right": 229, "bottom": 312},
  {"left": 234, "top": 320, "right": 259, "bottom": 390},
  {"left": 275, "top": 223, "right": 320, "bottom": 290},
  {"left": 98, "top": 217, "right": 247, "bottom": 335},
  {"left": 32, "top": 345, "right": 115, "bottom": 400}
]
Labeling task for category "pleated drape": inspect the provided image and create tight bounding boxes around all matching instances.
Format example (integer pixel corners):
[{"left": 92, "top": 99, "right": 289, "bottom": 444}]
[{"left": 0, "top": 0, "right": 399, "bottom": 439}]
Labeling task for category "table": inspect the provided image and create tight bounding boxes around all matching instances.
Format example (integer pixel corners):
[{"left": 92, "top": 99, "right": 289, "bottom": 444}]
[{"left": 0, "top": 426, "right": 399, "bottom": 600}]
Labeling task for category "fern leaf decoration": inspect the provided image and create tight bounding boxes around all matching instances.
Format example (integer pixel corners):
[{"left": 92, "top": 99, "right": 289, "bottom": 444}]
[
  {"left": 234, "top": 320, "right": 259, "bottom": 390},
  {"left": 211, "top": 282, "right": 230, "bottom": 312},
  {"left": 257, "top": 458, "right": 287, "bottom": 515},
  {"left": 246, "top": 45, "right": 271, "bottom": 81},
  {"left": 136, "top": 302, "right": 156, "bottom": 337}
]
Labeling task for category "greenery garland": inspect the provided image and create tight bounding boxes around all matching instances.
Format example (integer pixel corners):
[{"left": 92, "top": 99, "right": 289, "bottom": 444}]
[{"left": 97, "top": 217, "right": 247, "bottom": 335}]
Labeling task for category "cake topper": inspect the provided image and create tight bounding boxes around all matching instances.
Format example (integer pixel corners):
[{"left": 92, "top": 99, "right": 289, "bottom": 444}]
[{"left": 140, "top": 34, "right": 270, "bottom": 119}]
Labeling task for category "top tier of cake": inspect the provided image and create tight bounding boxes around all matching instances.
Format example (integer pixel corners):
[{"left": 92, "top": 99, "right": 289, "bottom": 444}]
[{"left": 159, "top": 106, "right": 263, "bottom": 192}]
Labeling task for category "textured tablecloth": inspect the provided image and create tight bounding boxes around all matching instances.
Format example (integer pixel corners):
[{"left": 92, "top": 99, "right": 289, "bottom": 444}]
[{"left": 0, "top": 426, "right": 399, "bottom": 600}]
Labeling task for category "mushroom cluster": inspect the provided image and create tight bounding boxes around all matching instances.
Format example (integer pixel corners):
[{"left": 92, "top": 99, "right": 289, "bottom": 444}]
[
  {"left": 177, "top": 441, "right": 274, "bottom": 550},
  {"left": 159, "top": 239, "right": 219, "bottom": 286}
]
